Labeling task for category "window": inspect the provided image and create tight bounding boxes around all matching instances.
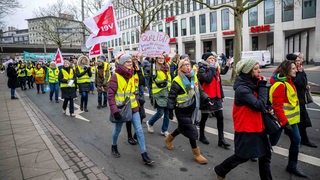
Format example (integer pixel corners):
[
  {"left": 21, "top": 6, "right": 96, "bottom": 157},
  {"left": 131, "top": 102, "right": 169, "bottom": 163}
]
[
  {"left": 126, "top": 32, "right": 130, "bottom": 44},
  {"left": 161, "top": 9, "right": 164, "bottom": 19},
  {"left": 122, "top": 33, "right": 125, "bottom": 45},
  {"left": 131, "top": 31, "right": 135, "bottom": 44},
  {"left": 193, "top": 1, "right": 197, "bottom": 11},
  {"left": 136, "top": 30, "right": 139, "bottom": 43},
  {"left": 190, "top": 16, "right": 196, "bottom": 35},
  {"left": 264, "top": 0, "right": 275, "bottom": 24},
  {"left": 165, "top": 23, "right": 171, "bottom": 36},
  {"left": 152, "top": 25, "right": 157, "bottom": 31},
  {"left": 181, "top": 18, "right": 187, "bottom": 36},
  {"left": 187, "top": 0, "right": 191, "bottom": 12},
  {"left": 173, "top": 20, "right": 178, "bottom": 37},
  {"left": 158, "top": 24, "right": 163, "bottom": 32},
  {"left": 176, "top": 2, "right": 179, "bottom": 15},
  {"left": 221, "top": 9, "right": 229, "bottom": 30},
  {"left": 282, "top": 0, "right": 294, "bottom": 22},
  {"left": 199, "top": 14, "right": 206, "bottom": 33},
  {"left": 166, "top": 5, "right": 169, "bottom": 17},
  {"left": 199, "top": 0, "right": 203, "bottom": 9},
  {"left": 206, "top": 0, "right": 210, "bottom": 5},
  {"left": 302, "top": 0, "right": 316, "bottom": 19},
  {"left": 221, "top": 0, "right": 226, "bottom": 4},
  {"left": 170, "top": 3, "right": 174, "bottom": 16},
  {"left": 181, "top": 0, "right": 185, "bottom": 14},
  {"left": 248, "top": 5, "right": 258, "bottom": 26},
  {"left": 210, "top": 11, "right": 217, "bottom": 32}
]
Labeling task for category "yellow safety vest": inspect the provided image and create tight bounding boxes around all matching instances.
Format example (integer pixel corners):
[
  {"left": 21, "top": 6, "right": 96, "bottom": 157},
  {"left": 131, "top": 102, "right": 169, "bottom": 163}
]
[
  {"left": 34, "top": 68, "right": 44, "bottom": 78},
  {"left": 60, "top": 69, "right": 75, "bottom": 88},
  {"left": 173, "top": 75, "right": 199, "bottom": 108},
  {"left": 48, "top": 67, "right": 60, "bottom": 83},
  {"left": 17, "top": 68, "right": 26, "bottom": 77},
  {"left": 269, "top": 81, "right": 300, "bottom": 125},
  {"left": 115, "top": 73, "right": 138, "bottom": 109},
  {"left": 77, "top": 66, "right": 91, "bottom": 84},
  {"left": 152, "top": 70, "right": 171, "bottom": 94},
  {"left": 26, "top": 67, "right": 33, "bottom": 76}
]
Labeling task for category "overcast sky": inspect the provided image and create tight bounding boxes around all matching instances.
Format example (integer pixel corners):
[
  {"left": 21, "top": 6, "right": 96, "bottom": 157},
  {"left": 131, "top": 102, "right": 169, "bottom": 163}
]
[{"left": 3, "top": 0, "right": 78, "bottom": 30}]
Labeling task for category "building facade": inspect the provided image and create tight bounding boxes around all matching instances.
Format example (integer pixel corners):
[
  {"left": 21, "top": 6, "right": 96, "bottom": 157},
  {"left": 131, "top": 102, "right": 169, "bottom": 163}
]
[
  {"left": 1, "top": 27, "right": 29, "bottom": 44},
  {"left": 110, "top": 0, "right": 319, "bottom": 64}
]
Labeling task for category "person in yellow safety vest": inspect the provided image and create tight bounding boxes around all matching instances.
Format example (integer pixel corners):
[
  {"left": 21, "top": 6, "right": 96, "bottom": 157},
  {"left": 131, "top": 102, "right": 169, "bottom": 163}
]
[
  {"left": 45, "top": 62, "right": 60, "bottom": 103},
  {"left": 146, "top": 55, "right": 172, "bottom": 137},
  {"left": 17, "top": 62, "right": 27, "bottom": 90},
  {"left": 76, "top": 55, "right": 92, "bottom": 112},
  {"left": 26, "top": 62, "right": 34, "bottom": 89},
  {"left": 269, "top": 59, "right": 307, "bottom": 178},
  {"left": 32, "top": 63, "right": 46, "bottom": 94},
  {"left": 95, "top": 55, "right": 110, "bottom": 109},
  {"left": 169, "top": 54, "right": 180, "bottom": 79},
  {"left": 165, "top": 58, "right": 212, "bottom": 164},
  {"left": 58, "top": 60, "right": 77, "bottom": 117},
  {"left": 107, "top": 53, "right": 153, "bottom": 165},
  {"left": 90, "top": 61, "right": 96, "bottom": 94},
  {"left": 125, "top": 53, "right": 146, "bottom": 146}
]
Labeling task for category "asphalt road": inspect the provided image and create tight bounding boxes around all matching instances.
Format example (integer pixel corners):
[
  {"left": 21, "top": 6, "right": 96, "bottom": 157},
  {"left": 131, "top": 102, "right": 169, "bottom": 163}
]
[{"left": 22, "top": 79, "right": 320, "bottom": 180}]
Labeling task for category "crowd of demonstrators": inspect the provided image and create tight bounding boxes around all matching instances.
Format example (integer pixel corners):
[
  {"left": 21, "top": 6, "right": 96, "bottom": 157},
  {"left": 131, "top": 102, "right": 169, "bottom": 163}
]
[
  {"left": 95, "top": 55, "right": 110, "bottom": 109},
  {"left": 146, "top": 55, "right": 172, "bottom": 137},
  {"left": 289, "top": 53, "right": 317, "bottom": 148},
  {"left": 59, "top": 60, "right": 77, "bottom": 117},
  {"left": 76, "top": 56, "right": 92, "bottom": 112},
  {"left": 165, "top": 58, "right": 211, "bottom": 164},
  {"left": 197, "top": 52, "right": 231, "bottom": 149},
  {"left": 126, "top": 53, "right": 146, "bottom": 145},
  {"left": 107, "top": 53, "right": 153, "bottom": 165},
  {"left": 33, "top": 63, "right": 46, "bottom": 94},
  {"left": 6, "top": 62, "right": 19, "bottom": 99},
  {"left": 215, "top": 59, "right": 272, "bottom": 180},
  {"left": 45, "top": 62, "right": 60, "bottom": 103},
  {"left": 269, "top": 59, "right": 308, "bottom": 178}
]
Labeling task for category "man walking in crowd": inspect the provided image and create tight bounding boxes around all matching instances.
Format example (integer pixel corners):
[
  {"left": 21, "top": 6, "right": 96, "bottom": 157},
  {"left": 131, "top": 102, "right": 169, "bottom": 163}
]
[
  {"left": 95, "top": 55, "right": 110, "bottom": 109},
  {"left": 46, "top": 62, "right": 60, "bottom": 103}
]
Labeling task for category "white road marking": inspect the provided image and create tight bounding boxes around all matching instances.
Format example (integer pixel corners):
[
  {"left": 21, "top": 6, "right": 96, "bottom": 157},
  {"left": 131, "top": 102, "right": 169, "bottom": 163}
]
[
  {"left": 58, "top": 97, "right": 90, "bottom": 122},
  {"left": 144, "top": 107, "right": 320, "bottom": 167}
]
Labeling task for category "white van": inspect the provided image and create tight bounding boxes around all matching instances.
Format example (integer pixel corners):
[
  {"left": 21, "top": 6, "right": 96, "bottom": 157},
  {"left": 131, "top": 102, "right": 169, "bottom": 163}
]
[{"left": 241, "top": 50, "right": 271, "bottom": 67}]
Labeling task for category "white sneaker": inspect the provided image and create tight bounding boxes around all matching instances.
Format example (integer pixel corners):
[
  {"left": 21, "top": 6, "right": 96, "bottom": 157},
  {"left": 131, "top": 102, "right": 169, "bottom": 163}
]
[
  {"left": 161, "top": 131, "right": 170, "bottom": 137},
  {"left": 146, "top": 121, "right": 154, "bottom": 133}
]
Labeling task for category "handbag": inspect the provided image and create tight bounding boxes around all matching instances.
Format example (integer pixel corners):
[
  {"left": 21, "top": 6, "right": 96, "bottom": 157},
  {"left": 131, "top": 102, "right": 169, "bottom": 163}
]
[
  {"left": 262, "top": 113, "right": 281, "bottom": 134},
  {"left": 305, "top": 88, "right": 313, "bottom": 104},
  {"left": 110, "top": 97, "right": 132, "bottom": 123}
]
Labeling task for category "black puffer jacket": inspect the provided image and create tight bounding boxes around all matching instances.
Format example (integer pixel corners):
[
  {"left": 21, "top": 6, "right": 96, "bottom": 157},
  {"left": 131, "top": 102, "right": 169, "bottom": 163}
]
[
  {"left": 7, "top": 64, "right": 18, "bottom": 88},
  {"left": 167, "top": 76, "right": 209, "bottom": 140}
]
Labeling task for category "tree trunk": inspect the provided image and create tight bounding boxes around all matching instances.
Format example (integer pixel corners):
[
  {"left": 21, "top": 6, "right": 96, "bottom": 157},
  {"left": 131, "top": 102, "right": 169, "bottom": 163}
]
[{"left": 231, "top": 5, "right": 243, "bottom": 81}]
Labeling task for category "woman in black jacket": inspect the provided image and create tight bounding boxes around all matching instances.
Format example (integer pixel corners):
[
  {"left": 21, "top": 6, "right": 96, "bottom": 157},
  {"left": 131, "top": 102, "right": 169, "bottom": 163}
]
[
  {"left": 165, "top": 59, "right": 211, "bottom": 164},
  {"left": 7, "top": 63, "right": 19, "bottom": 99}
]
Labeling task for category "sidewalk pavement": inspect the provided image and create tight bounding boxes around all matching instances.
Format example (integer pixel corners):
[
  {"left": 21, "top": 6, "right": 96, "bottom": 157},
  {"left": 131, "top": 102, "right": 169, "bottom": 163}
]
[{"left": 0, "top": 74, "right": 109, "bottom": 180}]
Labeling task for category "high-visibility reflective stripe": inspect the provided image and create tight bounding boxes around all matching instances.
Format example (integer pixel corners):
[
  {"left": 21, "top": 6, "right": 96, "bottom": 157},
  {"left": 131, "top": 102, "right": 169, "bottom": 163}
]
[
  {"left": 77, "top": 66, "right": 91, "bottom": 83},
  {"left": 115, "top": 73, "right": 138, "bottom": 108},
  {"left": 60, "top": 69, "right": 75, "bottom": 88}
]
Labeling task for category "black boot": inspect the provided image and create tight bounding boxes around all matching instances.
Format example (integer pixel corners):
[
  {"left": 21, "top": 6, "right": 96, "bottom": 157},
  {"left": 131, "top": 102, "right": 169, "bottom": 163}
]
[
  {"left": 97, "top": 100, "right": 102, "bottom": 109},
  {"left": 217, "top": 111, "right": 230, "bottom": 149},
  {"left": 80, "top": 102, "right": 83, "bottom": 111},
  {"left": 286, "top": 151, "right": 308, "bottom": 178},
  {"left": 141, "top": 152, "right": 154, "bottom": 165},
  {"left": 84, "top": 103, "right": 88, "bottom": 112},
  {"left": 199, "top": 135, "right": 209, "bottom": 145},
  {"left": 102, "top": 101, "right": 108, "bottom": 108},
  {"left": 11, "top": 96, "right": 18, "bottom": 100},
  {"left": 111, "top": 145, "right": 120, "bottom": 158}
]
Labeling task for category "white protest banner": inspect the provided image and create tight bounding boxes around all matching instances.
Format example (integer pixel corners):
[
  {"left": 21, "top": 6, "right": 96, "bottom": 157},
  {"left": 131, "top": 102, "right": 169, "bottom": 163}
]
[
  {"left": 138, "top": 30, "right": 170, "bottom": 57},
  {"left": 89, "top": 43, "right": 103, "bottom": 59},
  {"left": 84, "top": 1, "right": 120, "bottom": 48},
  {"left": 55, "top": 48, "right": 64, "bottom": 67}
]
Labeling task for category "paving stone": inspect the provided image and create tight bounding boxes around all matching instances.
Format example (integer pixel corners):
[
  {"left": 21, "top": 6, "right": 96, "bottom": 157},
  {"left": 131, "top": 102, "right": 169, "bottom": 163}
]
[
  {"left": 0, "top": 128, "right": 12, "bottom": 136},
  {"left": 72, "top": 157, "right": 81, "bottom": 163},
  {"left": 75, "top": 171, "right": 84, "bottom": 179},
  {"left": 19, "top": 150, "right": 54, "bottom": 167},
  {"left": 77, "top": 162, "right": 86, "bottom": 168},
  {"left": 70, "top": 165, "right": 80, "bottom": 172},
  {"left": 0, "top": 121, "right": 11, "bottom": 130},
  {"left": 26, "top": 170, "right": 67, "bottom": 180},
  {"left": 87, "top": 173, "right": 98, "bottom": 180},
  {"left": 85, "top": 161, "right": 94, "bottom": 167},
  {"left": 90, "top": 167, "right": 102, "bottom": 174},
  {"left": 96, "top": 173, "right": 109, "bottom": 180},
  {"left": 0, "top": 167, "right": 23, "bottom": 180},
  {"left": 0, "top": 146, "right": 18, "bottom": 160},
  {"left": 83, "top": 168, "right": 92, "bottom": 174}
]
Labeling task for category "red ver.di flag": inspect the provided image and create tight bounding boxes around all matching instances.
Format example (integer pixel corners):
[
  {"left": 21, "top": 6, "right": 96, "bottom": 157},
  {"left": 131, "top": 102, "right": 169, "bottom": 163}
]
[
  {"left": 84, "top": 1, "right": 120, "bottom": 48},
  {"left": 89, "top": 43, "right": 103, "bottom": 59},
  {"left": 55, "top": 48, "right": 64, "bottom": 67}
]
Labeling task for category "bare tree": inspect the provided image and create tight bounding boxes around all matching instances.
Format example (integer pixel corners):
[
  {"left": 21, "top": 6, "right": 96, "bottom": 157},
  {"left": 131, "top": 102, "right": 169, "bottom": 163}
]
[
  {"left": 193, "top": 0, "right": 263, "bottom": 81},
  {"left": 32, "top": 0, "right": 82, "bottom": 48},
  {"left": 0, "top": 0, "right": 21, "bottom": 28}
]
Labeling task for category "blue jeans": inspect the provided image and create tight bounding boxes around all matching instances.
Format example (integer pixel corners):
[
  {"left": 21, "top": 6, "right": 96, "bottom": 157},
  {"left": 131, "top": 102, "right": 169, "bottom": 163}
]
[
  {"left": 49, "top": 83, "right": 59, "bottom": 101},
  {"left": 148, "top": 106, "right": 169, "bottom": 132},
  {"left": 98, "top": 91, "right": 107, "bottom": 103},
  {"left": 62, "top": 98, "right": 74, "bottom": 114},
  {"left": 112, "top": 112, "right": 147, "bottom": 153},
  {"left": 80, "top": 91, "right": 88, "bottom": 108},
  {"left": 286, "top": 124, "right": 301, "bottom": 169},
  {"left": 90, "top": 82, "right": 94, "bottom": 91},
  {"left": 11, "top": 88, "right": 15, "bottom": 97},
  {"left": 144, "top": 76, "right": 152, "bottom": 97},
  {"left": 36, "top": 84, "right": 44, "bottom": 93}
]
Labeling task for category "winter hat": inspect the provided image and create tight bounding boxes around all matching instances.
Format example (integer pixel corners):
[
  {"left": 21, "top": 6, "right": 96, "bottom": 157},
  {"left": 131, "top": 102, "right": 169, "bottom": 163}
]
[
  {"left": 118, "top": 53, "right": 131, "bottom": 65},
  {"left": 97, "top": 55, "right": 106, "bottom": 62},
  {"left": 180, "top": 54, "right": 189, "bottom": 60},
  {"left": 236, "top": 58, "right": 259, "bottom": 74},
  {"left": 201, "top": 52, "right": 214, "bottom": 61},
  {"left": 286, "top": 53, "right": 298, "bottom": 61}
]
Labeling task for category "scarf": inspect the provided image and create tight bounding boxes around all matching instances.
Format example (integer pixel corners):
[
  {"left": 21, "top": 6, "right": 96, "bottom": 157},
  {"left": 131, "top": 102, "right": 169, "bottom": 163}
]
[
  {"left": 273, "top": 73, "right": 287, "bottom": 82},
  {"left": 115, "top": 64, "right": 134, "bottom": 79}
]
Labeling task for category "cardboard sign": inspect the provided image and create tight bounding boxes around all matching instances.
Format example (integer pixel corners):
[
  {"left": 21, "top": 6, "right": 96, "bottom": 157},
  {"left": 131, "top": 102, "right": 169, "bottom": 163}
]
[{"left": 138, "top": 30, "right": 170, "bottom": 57}]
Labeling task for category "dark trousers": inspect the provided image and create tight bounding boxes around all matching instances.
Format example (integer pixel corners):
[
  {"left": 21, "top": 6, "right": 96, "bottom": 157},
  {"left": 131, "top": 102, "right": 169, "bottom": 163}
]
[
  {"left": 63, "top": 98, "right": 74, "bottom": 114},
  {"left": 215, "top": 150, "right": 272, "bottom": 180},
  {"left": 200, "top": 110, "right": 225, "bottom": 141},
  {"left": 80, "top": 91, "right": 89, "bottom": 108},
  {"left": 97, "top": 91, "right": 107, "bottom": 105},
  {"left": 171, "top": 128, "right": 197, "bottom": 149}
]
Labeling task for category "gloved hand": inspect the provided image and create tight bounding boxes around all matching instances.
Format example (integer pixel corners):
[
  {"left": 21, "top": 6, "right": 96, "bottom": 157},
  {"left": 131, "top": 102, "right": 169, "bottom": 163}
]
[
  {"left": 169, "top": 109, "right": 174, "bottom": 120},
  {"left": 283, "top": 123, "right": 293, "bottom": 136},
  {"left": 113, "top": 112, "right": 122, "bottom": 121}
]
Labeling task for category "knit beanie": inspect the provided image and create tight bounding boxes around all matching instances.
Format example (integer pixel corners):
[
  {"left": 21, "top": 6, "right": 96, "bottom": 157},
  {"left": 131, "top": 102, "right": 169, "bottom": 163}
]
[
  {"left": 201, "top": 52, "right": 214, "bottom": 61},
  {"left": 97, "top": 55, "right": 106, "bottom": 62},
  {"left": 286, "top": 53, "right": 298, "bottom": 61},
  {"left": 118, "top": 53, "right": 131, "bottom": 65},
  {"left": 236, "top": 58, "right": 259, "bottom": 74},
  {"left": 180, "top": 54, "right": 189, "bottom": 60}
]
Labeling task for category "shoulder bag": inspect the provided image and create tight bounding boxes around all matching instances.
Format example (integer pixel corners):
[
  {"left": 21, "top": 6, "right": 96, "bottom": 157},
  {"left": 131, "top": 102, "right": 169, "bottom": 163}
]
[
  {"left": 110, "top": 97, "right": 132, "bottom": 123},
  {"left": 305, "top": 87, "right": 313, "bottom": 104},
  {"left": 262, "top": 113, "right": 281, "bottom": 135}
]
